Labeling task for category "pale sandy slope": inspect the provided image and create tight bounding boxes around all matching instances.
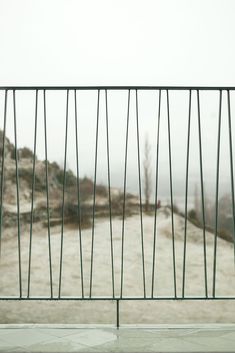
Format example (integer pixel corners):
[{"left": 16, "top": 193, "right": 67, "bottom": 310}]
[{"left": 0, "top": 208, "right": 234, "bottom": 324}]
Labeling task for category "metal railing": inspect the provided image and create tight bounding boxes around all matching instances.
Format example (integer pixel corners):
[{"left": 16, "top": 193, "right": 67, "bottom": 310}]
[{"left": 0, "top": 86, "right": 235, "bottom": 326}]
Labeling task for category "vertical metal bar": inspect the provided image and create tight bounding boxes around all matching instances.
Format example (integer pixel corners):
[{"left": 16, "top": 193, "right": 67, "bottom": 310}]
[
  {"left": 74, "top": 90, "right": 84, "bottom": 298},
  {"left": 151, "top": 90, "right": 161, "bottom": 298},
  {"left": 213, "top": 90, "right": 222, "bottom": 297},
  {"left": 27, "top": 90, "right": 38, "bottom": 298},
  {"left": 58, "top": 89, "right": 69, "bottom": 298},
  {"left": 105, "top": 90, "right": 115, "bottom": 298},
  {"left": 89, "top": 89, "right": 100, "bottom": 298},
  {"left": 135, "top": 90, "right": 146, "bottom": 298},
  {"left": 166, "top": 90, "right": 177, "bottom": 298},
  {"left": 197, "top": 90, "right": 208, "bottom": 298},
  {"left": 43, "top": 90, "right": 53, "bottom": 298},
  {"left": 116, "top": 299, "right": 120, "bottom": 328},
  {"left": 0, "top": 90, "right": 7, "bottom": 258},
  {"left": 13, "top": 90, "right": 22, "bottom": 298},
  {"left": 227, "top": 90, "right": 235, "bottom": 266},
  {"left": 120, "top": 90, "right": 130, "bottom": 298},
  {"left": 182, "top": 90, "right": 192, "bottom": 298}
]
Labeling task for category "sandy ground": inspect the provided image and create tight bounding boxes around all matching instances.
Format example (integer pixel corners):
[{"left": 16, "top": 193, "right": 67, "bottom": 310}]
[{"left": 0, "top": 208, "right": 235, "bottom": 324}]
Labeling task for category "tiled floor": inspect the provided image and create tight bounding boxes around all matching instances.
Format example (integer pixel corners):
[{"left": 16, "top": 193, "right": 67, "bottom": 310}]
[{"left": 0, "top": 324, "right": 235, "bottom": 352}]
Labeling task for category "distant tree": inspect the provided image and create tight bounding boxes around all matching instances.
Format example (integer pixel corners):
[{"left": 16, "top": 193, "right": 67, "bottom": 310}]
[{"left": 143, "top": 135, "right": 152, "bottom": 212}]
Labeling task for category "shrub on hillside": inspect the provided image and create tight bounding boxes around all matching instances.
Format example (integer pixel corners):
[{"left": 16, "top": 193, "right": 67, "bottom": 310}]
[{"left": 18, "top": 147, "right": 35, "bottom": 160}]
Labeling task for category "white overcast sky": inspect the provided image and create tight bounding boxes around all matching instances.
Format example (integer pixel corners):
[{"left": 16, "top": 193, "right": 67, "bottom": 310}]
[
  {"left": 0, "top": 0, "right": 235, "bottom": 86},
  {"left": 0, "top": 0, "right": 235, "bottom": 201}
]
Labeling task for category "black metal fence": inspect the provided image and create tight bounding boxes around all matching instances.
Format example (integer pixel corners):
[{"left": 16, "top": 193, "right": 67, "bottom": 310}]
[{"left": 0, "top": 87, "right": 235, "bottom": 326}]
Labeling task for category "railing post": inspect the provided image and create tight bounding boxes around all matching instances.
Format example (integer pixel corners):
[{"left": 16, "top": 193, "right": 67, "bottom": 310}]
[{"left": 116, "top": 299, "right": 120, "bottom": 328}]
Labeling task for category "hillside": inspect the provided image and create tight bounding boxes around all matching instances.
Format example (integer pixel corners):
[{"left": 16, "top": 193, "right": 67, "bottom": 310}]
[{"left": 0, "top": 130, "right": 138, "bottom": 232}]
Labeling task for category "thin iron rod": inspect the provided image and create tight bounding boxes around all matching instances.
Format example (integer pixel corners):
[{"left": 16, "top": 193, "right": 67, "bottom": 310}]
[
  {"left": 196, "top": 90, "right": 208, "bottom": 298},
  {"left": 166, "top": 90, "right": 177, "bottom": 298},
  {"left": 89, "top": 90, "right": 100, "bottom": 298},
  {"left": 151, "top": 90, "right": 162, "bottom": 297},
  {"left": 13, "top": 90, "right": 22, "bottom": 297},
  {"left": 27, "top": 90, "right": 38, "bottom": 298},
  {"left": 213, "top": 90, "right": 222, "bottom": 297},
  {"left": 135, "top": 90, "right": 146, "bottom": 298},
  {"left": 0, "top": 90, "right": 7, "bottom": 258},
  {"left": 1, "top": 296, "right": 235, "bottom": 301},
  {"left": 105, "top": 90, "right": 115, "bottom": 298},
  {"left": 120, "top": 90, "right": 130, "bottom": 298},
  {"left": 27, "top": 90, "right": 38, "bottom": 297},
  {"left": 74, "top": 90, "right": 84, "bottom": 298},
  {"left": 182, "top": 90, "right": 192, "bottom": 298},
  {"left": 43, "top": 90, "right": 53, "bottom": 298},
  {"left": 58, "top": 90, "right": 69, "bottom": 298},
  {"left": 227, "top": 90, "right": 235, "bottom": 266}
]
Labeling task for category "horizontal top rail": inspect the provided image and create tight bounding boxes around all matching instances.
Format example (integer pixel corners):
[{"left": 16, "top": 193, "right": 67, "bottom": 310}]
[
  {"left": 1, "top": 296, "right": 235, "bottom": 301},
  {"left": 1, "top": 86, "right": 235, "bottom": 90}
]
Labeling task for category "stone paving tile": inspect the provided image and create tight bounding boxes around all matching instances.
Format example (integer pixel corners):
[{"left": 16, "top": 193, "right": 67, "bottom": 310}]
[
  {"left": 78, "top": 338, "right": 157, "bottom": 353},
  {"left": 0, "top": 329, "right": 54, "bottom": 347},
  {"left": 182, "top": 335, "right": 235, "bottom": 352},
  {"left": 105, "top": 328, "right": 157, "bottom": 338},
  {"left": 184, "top": 329, "right": 233, "bottom": 338},
  {"left": 83, "top": 336, "right": 207, "bottom": 353},
  {"left": 38, "top": 328, "right": 85, "bottom": 338},
  {"left": 22, "top": 337, "right": 87, "bottom": 353},
  {"left": 144, "top": 336, "right": 233, "bottom": 353},
  {"left": 65, "top": 329, "right": 117, "bottom": 347},
  {"left": 0, "top": 337, "right": 16, "bottom": 353},
  {"left": 124, "top": 328, "right": 199, "bottom": 338},
  {"left": 2, "top": 349, "right": 30, "bottom": 353},
  {"left": 0, "top": 329, "right": 21, "bottom": 336},
  {"left": 0, "top": 349, "right": 22, "bottom": 353},
  {"left": 150, "top": 338, "right": 210, "bottom": 353},
  {"left": 221, "top": 331, "right": 235, "bottom": 342}
]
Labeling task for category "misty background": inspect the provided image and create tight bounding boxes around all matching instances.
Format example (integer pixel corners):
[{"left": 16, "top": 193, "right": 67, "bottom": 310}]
[{"left": 1, "top": 0, "right": 235, "bottom": 209}]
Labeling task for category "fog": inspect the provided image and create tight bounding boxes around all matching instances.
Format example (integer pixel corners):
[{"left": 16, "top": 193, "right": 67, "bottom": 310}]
[{"left": 1, "top": 0, "right": 235, "bottom": 206}]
